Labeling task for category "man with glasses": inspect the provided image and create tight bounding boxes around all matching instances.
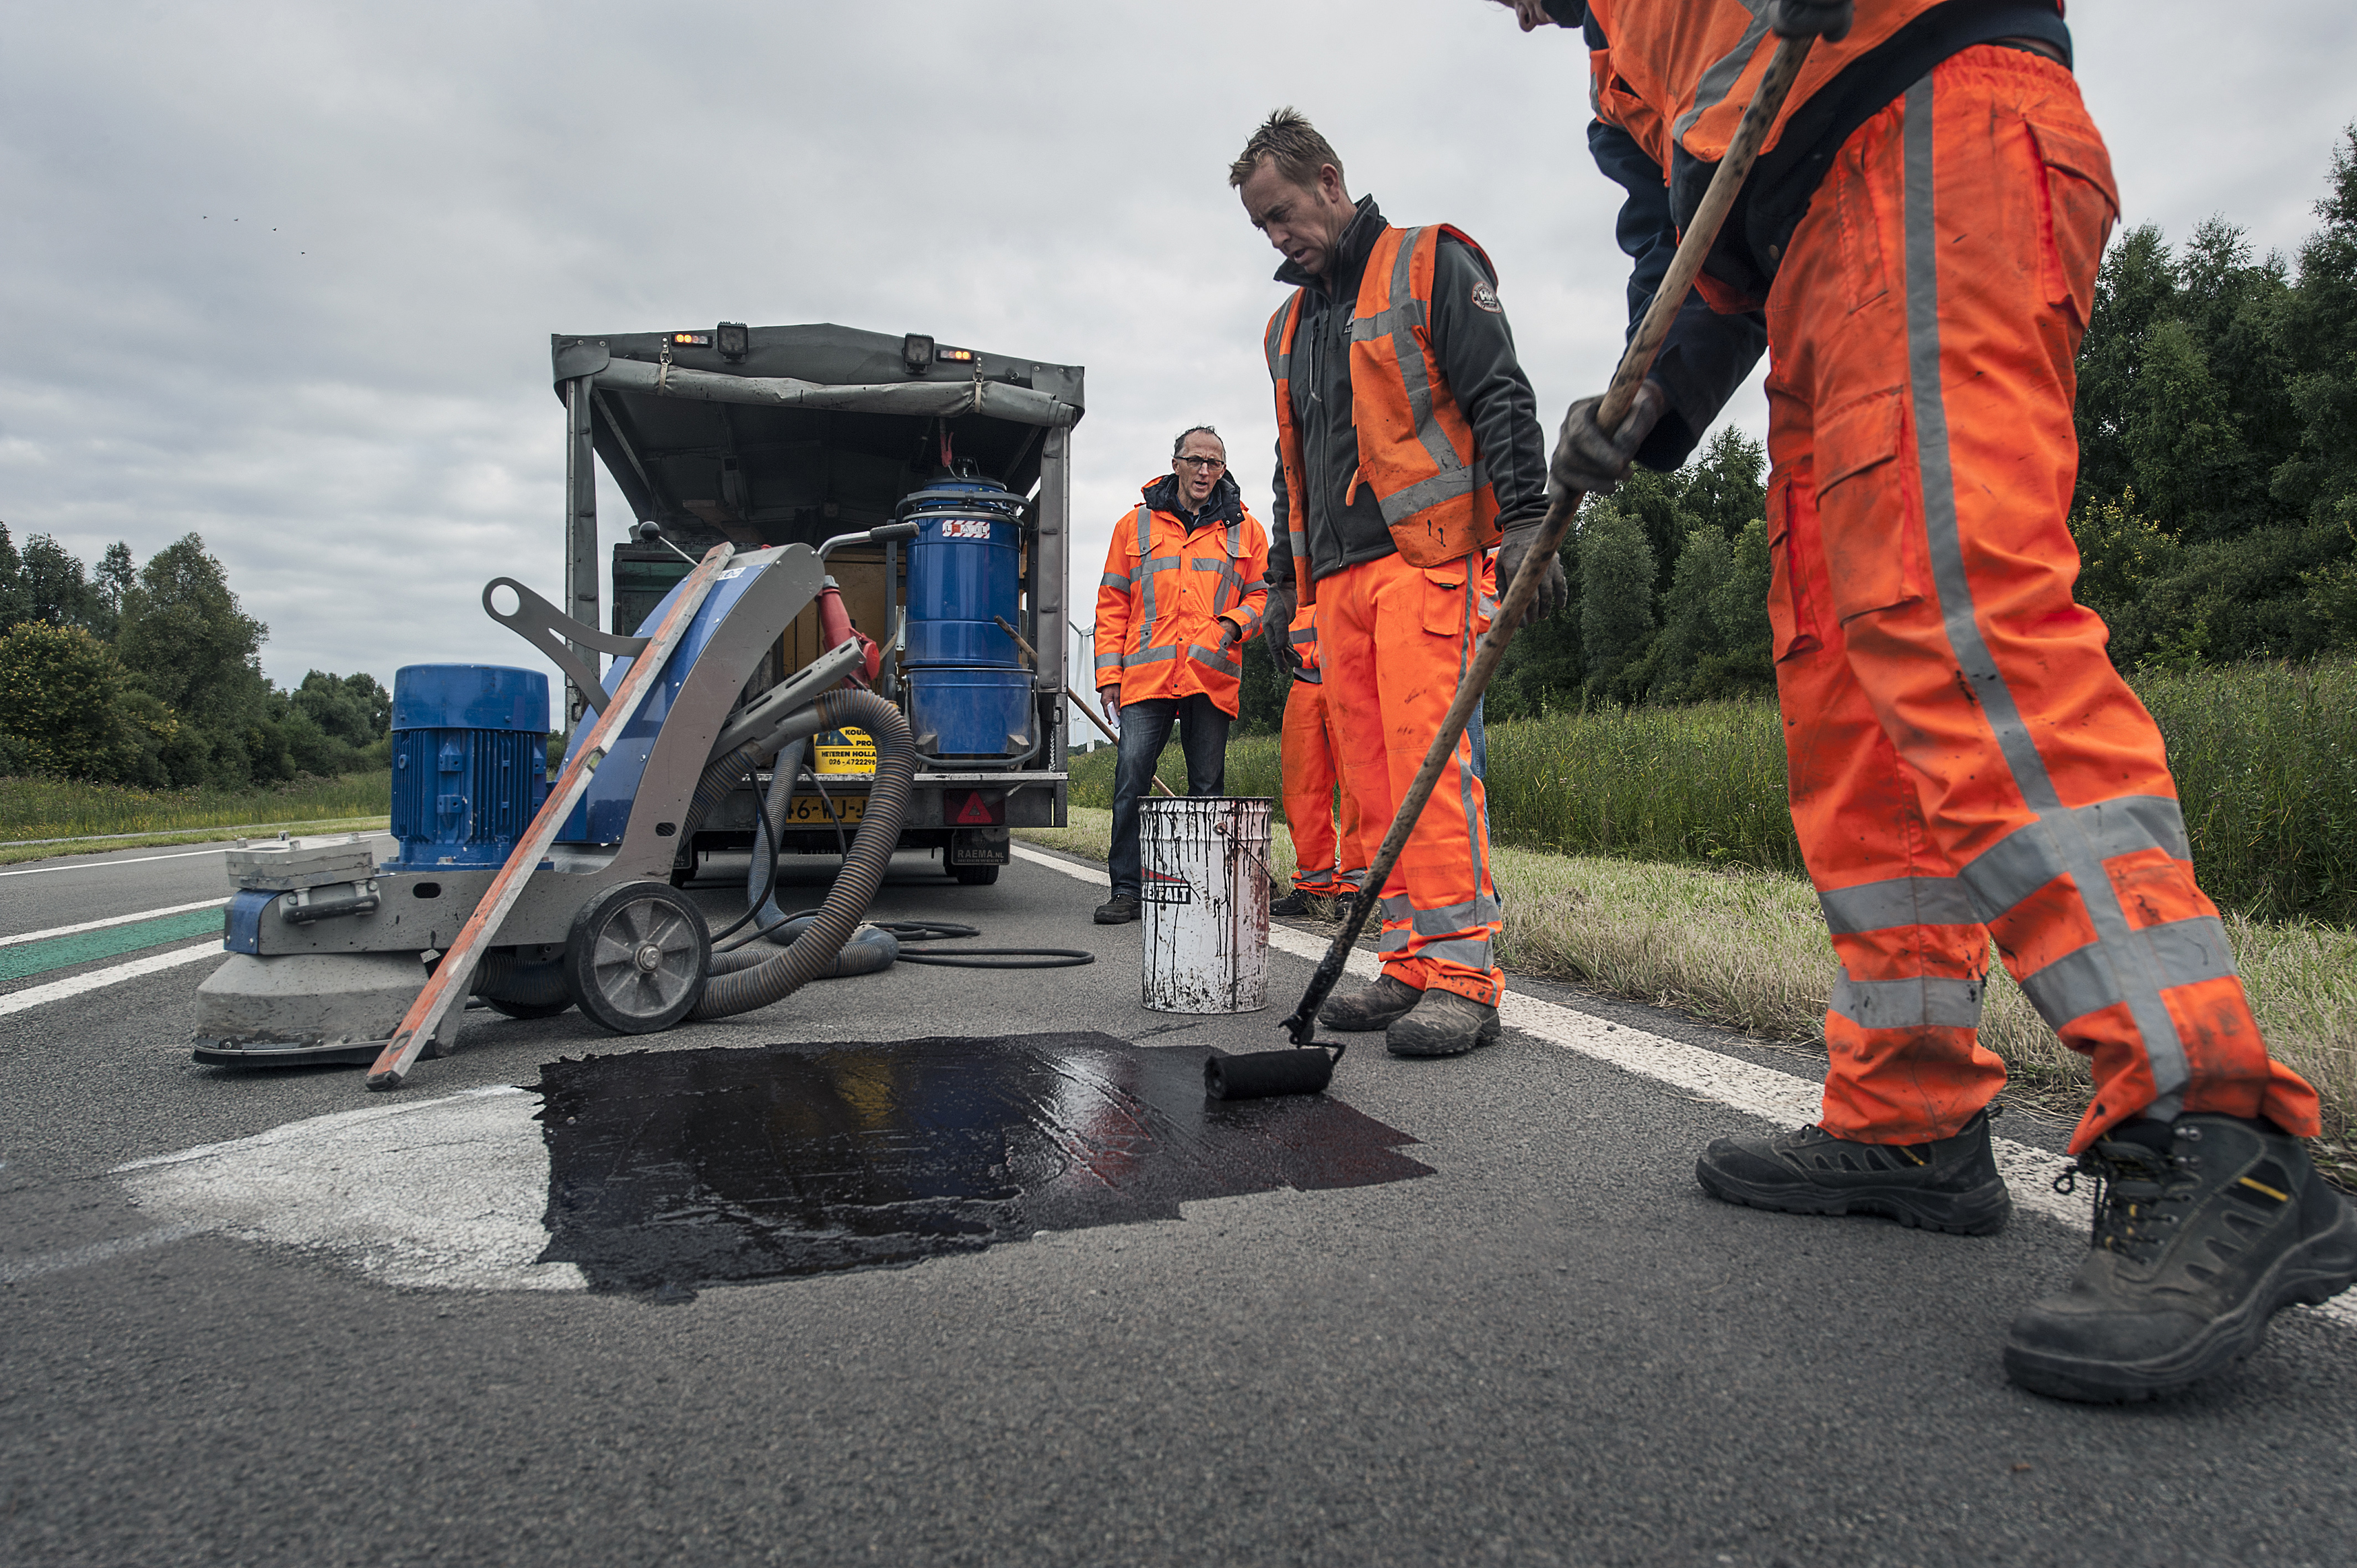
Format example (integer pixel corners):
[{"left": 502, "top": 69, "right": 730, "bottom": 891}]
[
  {"left": 1090, "top": 425, "right": 1271, "bottom": 924},
  {"left": 1232, "top": 108, "right": 1553, "bottom": 1056}
]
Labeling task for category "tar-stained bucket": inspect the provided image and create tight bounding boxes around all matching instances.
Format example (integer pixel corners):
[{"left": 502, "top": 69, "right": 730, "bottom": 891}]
[{"left": 1140, "top": 796, "right": 1273, "bottom": 1014}]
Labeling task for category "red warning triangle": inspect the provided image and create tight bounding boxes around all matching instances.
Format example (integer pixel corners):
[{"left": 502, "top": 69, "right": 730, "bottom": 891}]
[{"left": 953, "top": 791, "right": 995, "bottom": 825}]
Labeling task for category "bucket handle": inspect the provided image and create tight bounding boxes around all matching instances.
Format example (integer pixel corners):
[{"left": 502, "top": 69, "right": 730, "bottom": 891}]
[{"left": 1212, "top": 817, "right": 1280, "bottom": 886}]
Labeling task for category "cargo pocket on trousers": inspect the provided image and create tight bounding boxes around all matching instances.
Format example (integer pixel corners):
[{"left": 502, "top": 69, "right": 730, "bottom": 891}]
[
  {"left": 1420, "top": 564, "right": 1474, "bottom": 642},
  {"left": 2026, "top": 118, "right": 2119, "bottom": 333},
  {"left": 1765, "top": 476, "right": 1820, "bottom": 664},
  {"left": 1814, "top": 389, "right": 1925, "bottom": 625}
]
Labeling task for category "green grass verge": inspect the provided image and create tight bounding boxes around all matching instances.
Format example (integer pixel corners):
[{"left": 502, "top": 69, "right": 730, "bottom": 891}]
[
  {"left": 0, "top": 771, "right": 393, "bottom": 844},
  {"left": 1020, "top": 807, "right": 2357, "bottom": 1167},
  {"left": 1071, "top": 657, "right": 2357, "bottom": 922},
  {"left": 0, "top": 816, "right": 392, "bottom": 866}
]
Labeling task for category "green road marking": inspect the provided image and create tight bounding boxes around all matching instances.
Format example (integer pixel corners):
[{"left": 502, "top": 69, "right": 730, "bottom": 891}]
[{"left": 0, "top": 909, "right": 226, "bottom": 984}]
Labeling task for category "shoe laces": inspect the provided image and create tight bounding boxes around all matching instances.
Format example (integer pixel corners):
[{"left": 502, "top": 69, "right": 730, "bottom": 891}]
[{"left": 2053, "top": 1138, "right": 2196, "bottom": 1261}]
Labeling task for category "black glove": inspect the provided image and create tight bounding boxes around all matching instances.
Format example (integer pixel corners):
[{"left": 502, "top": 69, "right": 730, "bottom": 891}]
[
  {"left": 1550, "top": 380, "right": 1668, "bottom": 501},
  {"left": 1764, "top": 0, "right": 1851, "bottom": 41},
  {"left": 1495, "top": 526, "right": 1569, "bottom": 630},
  {"left": 1265, "top": 584, "right": 1300, "bottom": 676}
]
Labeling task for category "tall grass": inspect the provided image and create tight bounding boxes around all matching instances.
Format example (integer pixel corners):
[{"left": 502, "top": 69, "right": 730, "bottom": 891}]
[
  {"left": 0, "top": 772, "right": 393, "bottom": 842},
  {"left": 1073, "top": 658, "right": 2357, "bottom": 922}
]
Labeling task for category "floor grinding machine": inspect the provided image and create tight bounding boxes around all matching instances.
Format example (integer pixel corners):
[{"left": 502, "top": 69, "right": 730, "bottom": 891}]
[{"left": 191, "top": 524, "right": 923, "bottom": 1068}]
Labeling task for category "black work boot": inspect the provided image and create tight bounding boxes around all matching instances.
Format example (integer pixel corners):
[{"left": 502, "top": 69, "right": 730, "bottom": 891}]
[
  {"left": 1694, "top": 1109, "right": 2012, "bottom": 1235},
  {"left": 2003, "top": 1114, "right": 2357, "bottom": 1403},
  {"left": 1317, "top": 974, "right": 1421, "bottom": 1032},
  {"left": 1093, "top": 894, "right": 1140, "bottom": 925},
  {"left": 1269, "top": 887, "right": 1316, "bottom": 918},
  {"left": 1385, "top": 986, "right": 1501, "bottom": 1058}
]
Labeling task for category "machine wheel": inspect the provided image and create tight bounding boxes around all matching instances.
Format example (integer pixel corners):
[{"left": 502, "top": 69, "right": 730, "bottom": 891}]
[
  {"left": 564, "top": 881, "right": 710, "bottom": 1035},
  {"left": 951, "top": 861, "right": 1000, "bottom": 886}
]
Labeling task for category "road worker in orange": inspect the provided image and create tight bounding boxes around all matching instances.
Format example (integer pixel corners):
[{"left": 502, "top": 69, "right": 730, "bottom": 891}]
[
  {"left": 1515, "top": 0, "right": 2356, "bottom": 1401},
  {"left": 1234, "top": 108, "right": 1552, "bottom": 1058},
  {"left": 1091, "top": 425, "right": 1269, "bottom": 926},
  {"left": 1270, "top": 599, "right": 1368, "bottom": 920}
]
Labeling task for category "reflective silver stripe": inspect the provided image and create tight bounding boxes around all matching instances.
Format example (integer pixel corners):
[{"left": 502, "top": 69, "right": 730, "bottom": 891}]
[
  {"left": 1187, "top": 642, "right": 1240, "bottom": 673},
  {"left": 1348, "top": 301, "right": 1428, "bottom": 341},
  {"left": 1375, "top": 459, "right": 1491, "bottom": 526},
  {"left": 1381, "top": 893, "right": 1414, "bottom": 924},
  {"left": 1378, "top": 926, "right": 1412, "bottom": 953},
  {"left": 1265, "top": 298, "right": 1295, "bottom": 376},
  {"left": 1410, "top": 893, "right": 1502, "bottom": 936},
  {"left": 1093, "top": 650, "right": 1122, "bottom": 673},
  {"left": 1416, "top": 937, "right": 1494, "bottom": 969},
  {"left": 1383, "top": 228, "right": 1468, "bottom": 489},
  {"left": 1828, "top": 973, "right": 1987, "bottom": 1030},
  {"left": 1959, "top": 796, "right": 2193, "bottom": 922},
  {"left": 1669, "top": 5, "right": 1773, "bottom": 149},
  {"left": 1132, "top": 505, "right": 1158, "bottom": 650},
  {"left": 1818, "top": 875, "right": 1980, "bottom": 935},
  {"left": 1123, "top": 645, "right": 1180, "bottom": 665},
  {"left": 1900, "top": 79, "right": 2191, "bottom": 1099},
  {"left": 1289, "top": 626, "right": 1318, "bottom": 645},
  {"left": 2016, "top": 916, "right": 2238, "bottom": 1031},
  {"left": 1100, "top": 571, "right": 1132, "bottom": 591}
]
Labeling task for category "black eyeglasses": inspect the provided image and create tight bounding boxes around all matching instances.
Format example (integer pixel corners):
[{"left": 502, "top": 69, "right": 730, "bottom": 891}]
[{"left": 1175, "top": 455, "right": 1226, "bottom": 471}]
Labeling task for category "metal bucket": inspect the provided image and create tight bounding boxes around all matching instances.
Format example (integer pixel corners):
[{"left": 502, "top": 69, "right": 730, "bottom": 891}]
[{"left": 1140, "top": 797, "right": 1272, "bottom": 1014}]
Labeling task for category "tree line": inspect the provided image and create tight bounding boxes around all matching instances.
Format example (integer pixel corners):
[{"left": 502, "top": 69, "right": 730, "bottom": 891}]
[
  {"left": 0, "top": 528, "right": 391, "bottom": 787},
  {"left": 1236, "top": 127, "right": 2357, "bottom": 730}
]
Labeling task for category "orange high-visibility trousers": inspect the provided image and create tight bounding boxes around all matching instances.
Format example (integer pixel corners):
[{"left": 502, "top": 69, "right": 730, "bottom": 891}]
[
  {"left": 1318, "top": 549, "right": 1500, "bottom": 1004},
  {"left": 1280, "top": 677, "right": 1367, "bottom": 896},
  {"left": 1763, "top": 47, "right": 2319, "bottom": 1154}
]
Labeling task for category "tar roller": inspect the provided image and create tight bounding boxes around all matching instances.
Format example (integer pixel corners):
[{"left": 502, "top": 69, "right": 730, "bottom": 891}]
[{"left": 192, "top": 322, "right": 1087, "bottom": 1085}]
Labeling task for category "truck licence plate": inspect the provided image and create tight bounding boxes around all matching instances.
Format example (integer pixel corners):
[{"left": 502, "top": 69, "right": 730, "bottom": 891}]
[{"left": 785, "top": 794, "right": 864, "bottom": 825}]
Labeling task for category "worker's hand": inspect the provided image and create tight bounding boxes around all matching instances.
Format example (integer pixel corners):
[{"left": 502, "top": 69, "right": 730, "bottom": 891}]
[
  {"left": 1098, "top": 685, "right": 1121, "bottom": 724},
  {"left": 1507, "top": 0, "right": 1553, "bottom": 30},
  {"left": 1216, "top": 618, "right": 1240, "bottom": 654},
  {"left": 1764, "top": 0, "right": 1851, "bottom": 41},
  {"left": 1265, "top": 583, "right": 1300, "bottom": 675},
  {"left": 1494, "top": 525, "right": 1569, "bottom": 629},
  {"left": 1550, "top": 380, "right": 1667, "bottom": 501}
]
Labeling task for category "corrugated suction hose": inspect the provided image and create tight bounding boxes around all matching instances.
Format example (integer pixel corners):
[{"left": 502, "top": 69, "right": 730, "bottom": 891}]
[{"left": 688, "top": 687, "right": 915, "bottom": 1020}]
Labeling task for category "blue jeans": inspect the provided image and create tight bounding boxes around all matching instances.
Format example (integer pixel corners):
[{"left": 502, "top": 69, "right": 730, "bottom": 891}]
[{"left": 1106, "top": 693, "right": 1230, "bottom": 897}]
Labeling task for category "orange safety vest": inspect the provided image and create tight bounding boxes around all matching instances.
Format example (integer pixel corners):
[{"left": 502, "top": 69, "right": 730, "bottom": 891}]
[
  {"left": 1585, "top": 0, "right": 1987, "bottom": 173},
  {"left": 1093, "top": 495, "right": 1271, "bottom": 715},
  {"left": 1265, "top": 224, "right": 1503, "bottom": 604}
]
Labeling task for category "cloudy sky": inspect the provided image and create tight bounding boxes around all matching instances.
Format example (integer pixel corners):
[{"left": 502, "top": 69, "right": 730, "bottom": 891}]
[{"left": 3, "top": 2, "right": 2351, "bottom": 703}]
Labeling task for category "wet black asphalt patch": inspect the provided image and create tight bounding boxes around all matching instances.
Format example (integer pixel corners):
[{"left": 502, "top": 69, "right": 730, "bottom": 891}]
[{"left": 531, "top": 1031, "right": 1433, "bottom": 1295}]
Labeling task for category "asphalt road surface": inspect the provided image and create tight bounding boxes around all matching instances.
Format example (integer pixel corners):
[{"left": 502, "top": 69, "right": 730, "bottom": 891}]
[{"left": 3, "top": 837, "right": 2352, "bottom": 1568}]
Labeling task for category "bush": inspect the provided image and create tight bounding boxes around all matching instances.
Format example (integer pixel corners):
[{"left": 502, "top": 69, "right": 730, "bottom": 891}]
[{"left": 0, "top": 622, "right": 177, "bottom": 782}]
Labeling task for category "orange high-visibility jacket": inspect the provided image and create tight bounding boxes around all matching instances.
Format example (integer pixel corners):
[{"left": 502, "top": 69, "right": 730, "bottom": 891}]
[
  {"left": 1094, "top": 485, "right": 1270, "bottom": 716},
  {"left": 1587, "top": 0, "right": 1956, "bottom": 172},
  {"left": 1265, "top": 224, "right": 1503, "bottom": 602}
]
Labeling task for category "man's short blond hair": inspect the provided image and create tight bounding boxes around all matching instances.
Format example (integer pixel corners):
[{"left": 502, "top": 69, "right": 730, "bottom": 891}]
[{"left": 1228, "top": 108, "right": 1344, "bottom": 192}]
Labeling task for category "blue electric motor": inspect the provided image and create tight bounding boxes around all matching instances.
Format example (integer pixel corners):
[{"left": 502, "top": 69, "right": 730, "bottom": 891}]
[
  {"left": 897, "top": 477, "right": 1036, "bottom": 763},
  {"left": 389, "top": 664, "right": 550, "bottom": 868}
]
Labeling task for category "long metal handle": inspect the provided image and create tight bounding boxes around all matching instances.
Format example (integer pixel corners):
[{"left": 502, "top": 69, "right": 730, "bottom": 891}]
[
  {"left": 1282, "top": 32, "right": 1814, "bottom": 1046},
  {"left": 367, "top": 544, "right": 736, "bottom": 1089}
]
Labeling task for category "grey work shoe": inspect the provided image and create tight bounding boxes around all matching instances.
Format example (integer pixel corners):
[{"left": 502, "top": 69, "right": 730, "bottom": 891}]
[
  {"left": 1093, "top": 894, "right": 1140, "bottom": 925},
  {"left": 1695, "top": 1109, "right": 2012, "bottom": 1236},
  {"left": 1384, "top": 986, "right": 1502, "bottom": 1058},
  {"left": 2003, "top": 1114, "right": 2357, "bottom": 1404},
  {"left": 1317, "top": 974, "right": 1422, "bottom": 1033}
]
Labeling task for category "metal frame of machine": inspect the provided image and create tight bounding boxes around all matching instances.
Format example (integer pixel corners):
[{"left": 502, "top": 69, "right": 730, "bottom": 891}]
[{"left": 190, "top": 320, "right": 1086, "bottom": 1067}]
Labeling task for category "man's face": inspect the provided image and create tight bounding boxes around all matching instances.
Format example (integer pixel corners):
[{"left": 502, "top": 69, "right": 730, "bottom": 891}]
[
  {"left": 1238, "top": 158, "right": 1354, "bottom": 279},
  {"left": 1172, "top": 434, "right": 1226, "bottom": 509}
]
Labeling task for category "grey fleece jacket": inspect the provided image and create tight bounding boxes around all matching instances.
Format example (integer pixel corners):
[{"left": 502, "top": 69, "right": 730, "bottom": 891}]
[{"left": 1265, "top": 195, "right": 1550, "bottom": 592}]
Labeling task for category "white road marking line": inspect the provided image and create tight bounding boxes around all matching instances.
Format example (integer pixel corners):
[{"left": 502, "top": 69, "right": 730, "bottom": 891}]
[
  {"left": 0, "top": 897, "right": 229, "bottom": 949},
  {"left": 0, "top": 942, "right": 221, "bottom": 1017},
  {"left": 0, "top": 1222, "right": 211, "bottom": 1285},
  {"left": 0, "top": 847, "right": 228, "bottom": 877},
  {"left": 1010, "top": 842, "right": 2357, "bottom": 1332}
]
